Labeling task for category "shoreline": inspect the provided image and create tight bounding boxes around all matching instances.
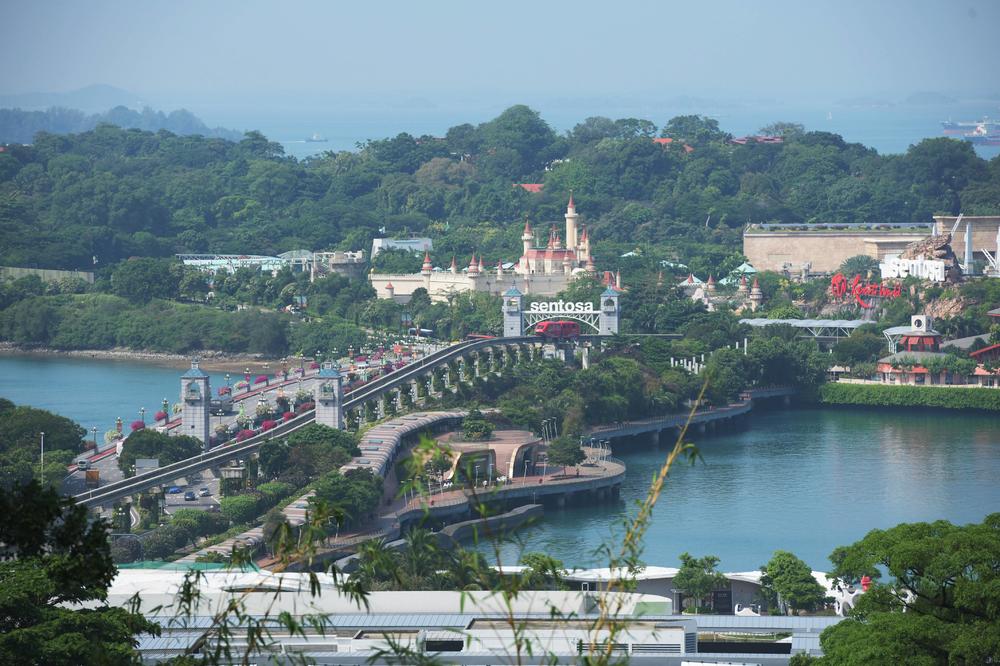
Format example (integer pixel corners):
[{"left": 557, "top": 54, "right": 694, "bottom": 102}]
[{"left": 0, "top": 343, "right": 283, "bottom": 372}]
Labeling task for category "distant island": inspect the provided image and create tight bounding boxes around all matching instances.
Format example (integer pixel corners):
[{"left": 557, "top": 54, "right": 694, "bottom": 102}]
[{"left": 0, "top": 105, "right": 243, "bottom": 144}]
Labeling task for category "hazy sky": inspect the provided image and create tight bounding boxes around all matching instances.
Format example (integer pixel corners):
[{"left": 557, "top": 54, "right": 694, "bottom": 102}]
[{"left": 3, "top": 0, "right": 999, "bottom": 100}]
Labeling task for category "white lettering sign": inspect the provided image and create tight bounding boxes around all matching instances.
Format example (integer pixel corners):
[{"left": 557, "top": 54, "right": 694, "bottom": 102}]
[
  {"left": 528, "top": 300, "right": 596, "bottom": 314},
  {"left": 879, "top": 257, "right": 946, "bottom": 283}
]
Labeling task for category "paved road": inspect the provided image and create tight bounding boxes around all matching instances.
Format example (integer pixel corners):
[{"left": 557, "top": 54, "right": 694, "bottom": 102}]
[
  {"left": 61, "top": 448, "right": 124, "bottom": 496},
  {"left": 162, "top": 469, "right": 221, "bottom": 515}
]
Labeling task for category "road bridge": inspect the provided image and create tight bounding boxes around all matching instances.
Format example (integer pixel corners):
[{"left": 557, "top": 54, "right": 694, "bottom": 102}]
[{"left": 72, "top": 336, "right": 550, "bottom": 509}]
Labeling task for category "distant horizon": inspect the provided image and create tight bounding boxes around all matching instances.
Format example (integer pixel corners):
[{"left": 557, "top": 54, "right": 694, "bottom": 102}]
[
  {"left": 3, "top": 81, "right": 1000, "bottom": 159},
  {"left": 4, "top": 82, "right": 1000, "bottom": 108}
]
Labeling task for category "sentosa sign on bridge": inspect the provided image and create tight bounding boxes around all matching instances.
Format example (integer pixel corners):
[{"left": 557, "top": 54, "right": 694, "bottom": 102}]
[
  {"left": 528, "top": 300, "right": 597, "bottom": 314},
  {"left": 504, "top": 285, "right": 620, "bottom": 337}
]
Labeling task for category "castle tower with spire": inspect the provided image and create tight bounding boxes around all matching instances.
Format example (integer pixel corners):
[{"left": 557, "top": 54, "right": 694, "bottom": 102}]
[
  {"left": 521, "top": 219, "right": 533, "bottom": 262},
  {"left": 370, "top": 194, "right": 602, "bottom": 303},
  {"left": 565, "top": 191, "right": 579, "bottom": 250},
  {"left": 750, "top": 277, "right": 763, "bottom": 311}
]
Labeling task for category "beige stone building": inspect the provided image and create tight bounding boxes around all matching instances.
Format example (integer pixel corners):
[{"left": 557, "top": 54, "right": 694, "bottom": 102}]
[{"left": 742, "top": 223, "right": 932, "bottom": 273}]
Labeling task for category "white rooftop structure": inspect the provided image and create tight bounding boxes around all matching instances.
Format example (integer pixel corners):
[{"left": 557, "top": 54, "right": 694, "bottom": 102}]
[
  {"left": 93, "top": 569, "right": 708, "bottom": 663},
  {"left": 740, "top": 318, "right": 867, "bottom": 340},
  {"left": 176, "top": 254, "right": 285, "bottom": 274},
  {"left": 371, "top": 237, "right": 433, "bottom": 258}
]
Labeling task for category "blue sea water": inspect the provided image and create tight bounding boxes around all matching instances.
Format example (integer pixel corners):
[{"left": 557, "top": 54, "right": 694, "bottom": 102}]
[{"left": 191, "top": 98, "right": 1000, "bottom": 161}]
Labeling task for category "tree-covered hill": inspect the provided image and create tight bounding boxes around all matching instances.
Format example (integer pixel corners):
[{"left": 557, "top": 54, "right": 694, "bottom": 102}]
[
  {"left": 0, "top": 106, "right": 998, "bottom": 272},
  {"left": 0, "top": 105, "right": 242, "bottom": 144}
]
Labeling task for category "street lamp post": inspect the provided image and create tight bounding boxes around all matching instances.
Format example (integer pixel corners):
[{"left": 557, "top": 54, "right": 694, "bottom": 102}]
[
  {"left": 92, "top": 426, "right": 98, "bottom": 451},
  {"left": 139, "top": 407, "right": 145, "bottom": 425}
]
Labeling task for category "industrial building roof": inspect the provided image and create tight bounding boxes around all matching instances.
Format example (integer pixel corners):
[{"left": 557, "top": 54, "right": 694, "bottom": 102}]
[{"left": 740, "top": 318, "right": 867, "bottom": 328}]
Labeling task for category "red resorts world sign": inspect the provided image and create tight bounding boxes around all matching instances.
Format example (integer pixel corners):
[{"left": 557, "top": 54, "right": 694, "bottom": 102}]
[{"left": 830, "top": 273, "right": 901, "bottom": 309}]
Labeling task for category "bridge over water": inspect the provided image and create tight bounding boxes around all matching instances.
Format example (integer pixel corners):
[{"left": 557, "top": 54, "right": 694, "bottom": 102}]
[{"left": 73, "top": 325, "right": 793, "bottom": 511}]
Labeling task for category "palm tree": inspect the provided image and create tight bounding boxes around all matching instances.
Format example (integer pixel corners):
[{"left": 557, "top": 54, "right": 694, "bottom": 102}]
[{"left": 401, "top": 527, "right": 441, "bottom": 588}]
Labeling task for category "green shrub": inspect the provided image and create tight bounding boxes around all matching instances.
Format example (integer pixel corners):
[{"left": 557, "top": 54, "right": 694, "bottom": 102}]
[
  {"left": 820, "top": 383, "right": 1000, "bottom": 411},
  {"left": 220, "top": 494, "right": 261, "bottom": 524}
]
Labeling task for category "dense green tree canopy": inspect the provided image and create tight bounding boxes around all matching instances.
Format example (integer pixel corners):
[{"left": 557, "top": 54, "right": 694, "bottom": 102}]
[
  {"left": 762, "top": 550, "right": 828, "bottom": 613},
  {"left": 673, "top": 552, "right": 728, "bottom": 611},
  {"left": 117, "top": 429, "right": 202, "bottom": 477},
  {"left": 0, "top": 400, "right": 86, "bottom": 489},
  {"left": 545, "top": 435, "right": 585, "bottom": 470},
  {"left": 818, "top": 514, "right": 1000, "bottom": 664},
  {"left": 0, "top": 481, "right": 157, "bottom": 664}
]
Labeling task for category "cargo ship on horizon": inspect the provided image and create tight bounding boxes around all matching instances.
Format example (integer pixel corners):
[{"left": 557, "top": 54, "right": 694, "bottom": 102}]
[
  {"left": 961, "top": 123, "right": 1000, "bottom": 146},
  {"left": 941, "top": 117, "right": 1000, "bottom": 135}
]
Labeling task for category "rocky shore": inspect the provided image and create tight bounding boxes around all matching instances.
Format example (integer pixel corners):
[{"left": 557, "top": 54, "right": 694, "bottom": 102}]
[{"left": 0, "top": 342, "right": 281, "bottom": 372}]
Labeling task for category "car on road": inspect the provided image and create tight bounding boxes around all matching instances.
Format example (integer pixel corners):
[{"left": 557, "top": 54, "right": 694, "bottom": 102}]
[
  {"left": 76, "top": 459, "right": 90, "bottom": 471},
  {"left": 167, "top": 486, "right": 183, "bottom": 494},
  {"left": 199, "top": 487, "right": 210, "bottom": 497},
  {"left": 184, "top": 491, "right": 197, "bottom": 501}
]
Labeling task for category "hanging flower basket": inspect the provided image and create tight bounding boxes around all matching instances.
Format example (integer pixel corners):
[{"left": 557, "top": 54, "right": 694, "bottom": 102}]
[
  {"left": 261, "top": 419, "right": 278, "bottom": 431},
  {"left": 218, "top": 386, "right": 232, "bottom": 396},
  {"left": 308, "top": 362, "right": 320, "bottom": 370},
  {"left": 130, "top": 420, "right": 145, "bottom": 432},
  {"left": 235, "top": 429, "right": 256, "bottom": 442},
  {"left": 282, "top": 411, "right": 295, "bottom": 422},
  {"left": 254, "top": 375, "right": 268, "bottom": 384},
  {"left": 154, "top": 410, "right": 168, "bottom": 422},
  {"left": 234, "top": 380, "right": 250, "bottom": 391},
  {"left": 296, "top": 401, "right": 315, "bottom": 414}
]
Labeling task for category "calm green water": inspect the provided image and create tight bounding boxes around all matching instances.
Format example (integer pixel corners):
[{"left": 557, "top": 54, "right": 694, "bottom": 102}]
[
  {"left": 0, "top": 354, "right": 236, "bottom": 446},
  {"left": 2, "top": 354, "right": 997, "bottom": 571},
  {"left": 490, "top": 407, "right": 999, "bottom": 571}
]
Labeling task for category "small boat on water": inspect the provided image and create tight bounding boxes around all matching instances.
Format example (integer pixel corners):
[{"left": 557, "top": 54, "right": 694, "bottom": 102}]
[{"left": 305, "top": 133, "right": 328, "bottom": 143}]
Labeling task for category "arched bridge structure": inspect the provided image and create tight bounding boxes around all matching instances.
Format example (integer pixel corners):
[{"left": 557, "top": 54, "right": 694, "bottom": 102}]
[
  {"left": 73, "top": 335, "right": 553, "bottom": 509},
  {"left": 503, "top": 285, "right": 621, "bottom": 337}
]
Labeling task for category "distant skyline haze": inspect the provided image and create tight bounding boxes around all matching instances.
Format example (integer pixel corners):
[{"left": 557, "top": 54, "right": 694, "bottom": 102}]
[{"left": 2, "top": 0, "right": 999, "bottom": 101}]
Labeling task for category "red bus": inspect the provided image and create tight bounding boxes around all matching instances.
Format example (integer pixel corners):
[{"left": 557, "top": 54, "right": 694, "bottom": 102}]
[{"left": 534, "top": 320, "right": 581, "bottom": 339}]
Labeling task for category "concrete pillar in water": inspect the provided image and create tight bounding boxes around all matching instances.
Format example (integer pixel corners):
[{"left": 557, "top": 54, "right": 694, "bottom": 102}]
[{"left": 580, "top": 345, "right": 590, "bottom": 369}]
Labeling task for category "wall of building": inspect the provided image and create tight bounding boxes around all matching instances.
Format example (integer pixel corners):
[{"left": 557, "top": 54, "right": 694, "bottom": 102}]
[
  {"left": 0, "top": 265, "right": 95, "bottom": 283},
  {"left": 743, "top": 232, "right": 927, "bottom": 273},
  {"left": 370, "top": 272, "right": 576, "bottom": 303},
  {"left": 934, "top": 216, "right": 1000, "bottom": 256}
]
